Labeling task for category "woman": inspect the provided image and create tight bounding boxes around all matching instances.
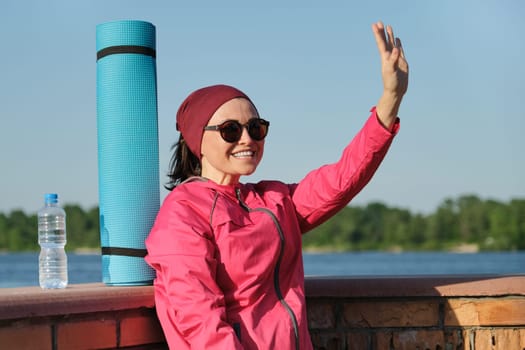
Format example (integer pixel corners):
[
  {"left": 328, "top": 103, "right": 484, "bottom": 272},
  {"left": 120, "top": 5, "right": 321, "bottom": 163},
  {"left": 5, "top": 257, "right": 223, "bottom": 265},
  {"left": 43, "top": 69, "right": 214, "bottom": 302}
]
[{"left": 145, "top": 21, "right": 408, "bottom": 349}]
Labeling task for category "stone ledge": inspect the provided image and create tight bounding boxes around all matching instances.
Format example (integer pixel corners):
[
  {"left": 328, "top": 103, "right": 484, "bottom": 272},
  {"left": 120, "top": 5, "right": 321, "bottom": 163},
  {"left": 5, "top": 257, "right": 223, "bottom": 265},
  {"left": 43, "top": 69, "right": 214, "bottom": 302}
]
[
  {"left": 445, "top": 297, "right": 525, "bottom": 326},
  {"left": 1, "top": 275, "right": 524, "bottom": 349},
  {"left": 304, "top": 274, "right": 525, "bottom": 298},
  {"left": 0, "top": 283, "right": 154, "bottom": 321},
  {"left": 1, "top": 275, "right": 524, "bottom": 321}
]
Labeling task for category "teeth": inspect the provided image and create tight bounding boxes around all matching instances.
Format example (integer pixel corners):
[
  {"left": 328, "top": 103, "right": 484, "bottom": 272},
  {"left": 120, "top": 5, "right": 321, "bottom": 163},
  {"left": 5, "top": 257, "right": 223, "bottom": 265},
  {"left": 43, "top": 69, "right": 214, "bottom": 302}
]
[{"left": 233, "top": 151, "right": 254, "bottom": 158}]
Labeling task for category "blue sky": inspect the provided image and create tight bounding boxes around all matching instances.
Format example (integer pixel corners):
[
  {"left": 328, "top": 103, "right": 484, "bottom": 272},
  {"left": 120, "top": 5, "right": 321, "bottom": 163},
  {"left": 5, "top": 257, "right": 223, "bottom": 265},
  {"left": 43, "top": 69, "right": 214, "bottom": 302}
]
[{"left": 1, "top": 0, "right": 523, "bottom": 214}]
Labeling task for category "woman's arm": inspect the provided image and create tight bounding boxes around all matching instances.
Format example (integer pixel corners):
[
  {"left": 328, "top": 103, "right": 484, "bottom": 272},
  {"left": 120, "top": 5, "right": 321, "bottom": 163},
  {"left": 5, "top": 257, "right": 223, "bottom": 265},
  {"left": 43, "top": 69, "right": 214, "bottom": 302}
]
[
  {"left": 291, "top": 22, "right": 408, "bottom": 232},
  {"left": 291, "top": 109, "right": 398, "bottom": 233}
]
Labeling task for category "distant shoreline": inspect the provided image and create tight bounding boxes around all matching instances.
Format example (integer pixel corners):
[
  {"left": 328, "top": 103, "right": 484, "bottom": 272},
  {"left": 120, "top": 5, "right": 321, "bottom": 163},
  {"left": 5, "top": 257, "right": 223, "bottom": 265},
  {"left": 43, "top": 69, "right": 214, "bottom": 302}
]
[
  {"left": 3, "top": 244, "right": 522, "bottom": 255},
  {"left": 74, "top": 248, "right": 101, "bottom": 255},
  {"left": 302, "top": 243, "right": 481, "bottom": 254}
]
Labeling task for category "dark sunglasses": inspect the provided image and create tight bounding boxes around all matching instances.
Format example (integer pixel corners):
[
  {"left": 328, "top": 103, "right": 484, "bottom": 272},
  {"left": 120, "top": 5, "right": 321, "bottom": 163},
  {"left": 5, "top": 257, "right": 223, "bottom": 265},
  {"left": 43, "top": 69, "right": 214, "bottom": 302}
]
[{"left": 203, "top": 118, "right": 270, "bottom": 143}]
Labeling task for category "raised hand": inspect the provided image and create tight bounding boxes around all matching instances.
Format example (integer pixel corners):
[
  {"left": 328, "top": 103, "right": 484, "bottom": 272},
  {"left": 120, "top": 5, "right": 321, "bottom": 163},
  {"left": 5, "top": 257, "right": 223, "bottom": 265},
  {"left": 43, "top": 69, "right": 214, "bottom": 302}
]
[{"left": 372, "top": 21, "right": 409, "bottom": 129}]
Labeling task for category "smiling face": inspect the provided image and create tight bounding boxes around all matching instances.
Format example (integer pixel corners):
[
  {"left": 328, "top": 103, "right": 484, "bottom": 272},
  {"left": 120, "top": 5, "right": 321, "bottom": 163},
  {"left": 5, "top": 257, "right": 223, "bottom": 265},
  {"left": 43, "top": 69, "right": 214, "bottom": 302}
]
[{"left": 200, "top": 98, "right": 265, "bottom": 185}]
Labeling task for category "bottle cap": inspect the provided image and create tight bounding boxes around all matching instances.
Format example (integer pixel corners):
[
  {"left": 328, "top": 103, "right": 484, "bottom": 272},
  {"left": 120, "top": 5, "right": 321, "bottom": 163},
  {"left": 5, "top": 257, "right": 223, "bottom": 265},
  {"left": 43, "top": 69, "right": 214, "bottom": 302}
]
[{"left": 44, "top": 193, "right": 58, "bottom": 204}]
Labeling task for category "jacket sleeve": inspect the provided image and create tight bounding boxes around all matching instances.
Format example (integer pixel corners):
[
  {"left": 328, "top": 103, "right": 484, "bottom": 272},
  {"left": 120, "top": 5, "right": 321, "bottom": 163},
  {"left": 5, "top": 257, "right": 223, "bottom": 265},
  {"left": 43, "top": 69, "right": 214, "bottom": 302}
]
[
  {"left": 145, "top": 192, "right": 243, "bottom": 349},
  {"left": 291, "top": 108, "right": 400, "bottom": 233}
]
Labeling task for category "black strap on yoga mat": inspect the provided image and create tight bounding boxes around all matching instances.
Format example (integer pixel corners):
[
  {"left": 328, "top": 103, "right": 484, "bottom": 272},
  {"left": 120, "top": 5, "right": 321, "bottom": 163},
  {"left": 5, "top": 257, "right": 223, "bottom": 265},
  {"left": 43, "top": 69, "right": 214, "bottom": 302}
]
[
  {"left": 97, "top": 45, "right": 156, "bottom": 61},
  {"left": 101, "top": 246, "right": 147, "bottom": 258}
]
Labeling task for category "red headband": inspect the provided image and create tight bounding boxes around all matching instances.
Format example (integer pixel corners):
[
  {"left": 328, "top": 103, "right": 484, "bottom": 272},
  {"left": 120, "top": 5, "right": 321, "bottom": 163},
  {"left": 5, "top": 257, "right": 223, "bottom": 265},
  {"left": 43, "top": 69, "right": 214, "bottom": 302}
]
[{"left": 176, "top": 84, "right": 253, "bottom": 159}]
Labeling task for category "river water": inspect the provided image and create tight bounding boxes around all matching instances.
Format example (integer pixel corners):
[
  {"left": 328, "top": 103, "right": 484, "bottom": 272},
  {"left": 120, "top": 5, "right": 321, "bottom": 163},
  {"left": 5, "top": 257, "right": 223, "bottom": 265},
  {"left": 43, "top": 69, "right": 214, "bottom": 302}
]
[{"left": 1, "top": 251, "right": 524, "bottom": 288}]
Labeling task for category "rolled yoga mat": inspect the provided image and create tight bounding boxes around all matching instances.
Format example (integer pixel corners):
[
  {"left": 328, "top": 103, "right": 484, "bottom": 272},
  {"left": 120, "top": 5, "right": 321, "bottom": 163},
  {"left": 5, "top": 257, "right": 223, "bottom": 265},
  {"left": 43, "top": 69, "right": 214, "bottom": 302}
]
[{"left": 96, "top": 20, "right": 159, "bottom": 285}]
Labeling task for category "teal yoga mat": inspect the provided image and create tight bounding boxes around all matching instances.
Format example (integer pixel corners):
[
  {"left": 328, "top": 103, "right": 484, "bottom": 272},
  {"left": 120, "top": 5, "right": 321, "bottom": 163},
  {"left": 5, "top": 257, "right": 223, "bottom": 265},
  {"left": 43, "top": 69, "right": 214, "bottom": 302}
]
[{"left": 96, "top": 20, "right": 159, "bottom": 285}]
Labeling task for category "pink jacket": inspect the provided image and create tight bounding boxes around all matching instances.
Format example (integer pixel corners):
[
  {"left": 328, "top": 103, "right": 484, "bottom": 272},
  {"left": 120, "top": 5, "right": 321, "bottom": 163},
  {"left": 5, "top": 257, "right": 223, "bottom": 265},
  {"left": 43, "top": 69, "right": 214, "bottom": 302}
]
[{"left": 145, "top": 109, "right": 399, "bottom": 349}]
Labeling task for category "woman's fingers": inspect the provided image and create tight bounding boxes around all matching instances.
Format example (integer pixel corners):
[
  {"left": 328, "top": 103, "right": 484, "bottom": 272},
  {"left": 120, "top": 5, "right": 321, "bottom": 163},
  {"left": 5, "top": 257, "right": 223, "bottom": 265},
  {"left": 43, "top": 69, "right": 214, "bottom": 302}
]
[
  {"left": 386, "top": 25, "right": 396, "bottom": 51},
  {"left": 397, "top": 38, "right": 406, "bottom": 61},
  {"left": 372, "top": 21, "right": 388, "bottom": 58},
  {"left": 373, "top": 22, "right": 402, "bottom": 64}
]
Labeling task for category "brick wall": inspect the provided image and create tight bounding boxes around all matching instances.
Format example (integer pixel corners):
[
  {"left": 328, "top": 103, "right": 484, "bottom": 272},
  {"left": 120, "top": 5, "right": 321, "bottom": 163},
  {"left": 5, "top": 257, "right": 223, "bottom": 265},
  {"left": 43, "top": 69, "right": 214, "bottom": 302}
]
[
  {"left": 307, "top": 296, "right": 525, "bottom": 349},
  {"left": 0, "top": 275, "right": 524, "bottom": 349}
]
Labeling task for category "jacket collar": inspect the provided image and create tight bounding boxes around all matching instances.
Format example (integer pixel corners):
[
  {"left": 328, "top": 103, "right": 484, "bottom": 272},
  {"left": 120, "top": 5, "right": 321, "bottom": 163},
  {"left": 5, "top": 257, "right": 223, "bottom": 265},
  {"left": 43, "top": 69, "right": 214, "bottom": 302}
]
[{"left": 182, "top": 176, "right": 244, "bottom": 200}]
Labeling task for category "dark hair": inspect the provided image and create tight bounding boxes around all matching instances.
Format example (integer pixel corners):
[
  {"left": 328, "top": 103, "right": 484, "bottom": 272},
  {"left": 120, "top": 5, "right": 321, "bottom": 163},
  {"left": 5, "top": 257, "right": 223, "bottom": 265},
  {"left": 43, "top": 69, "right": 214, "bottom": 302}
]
[{"left": 165, "top": 135, "right": 201, "bottom": 190}]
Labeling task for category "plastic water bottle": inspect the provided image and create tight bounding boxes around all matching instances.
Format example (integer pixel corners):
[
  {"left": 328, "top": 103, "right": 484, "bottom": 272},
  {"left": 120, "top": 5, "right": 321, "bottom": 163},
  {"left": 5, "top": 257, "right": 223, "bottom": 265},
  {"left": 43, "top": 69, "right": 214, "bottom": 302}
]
[{"left": 38, "top": 193, "right": 68, "bottom": 289}]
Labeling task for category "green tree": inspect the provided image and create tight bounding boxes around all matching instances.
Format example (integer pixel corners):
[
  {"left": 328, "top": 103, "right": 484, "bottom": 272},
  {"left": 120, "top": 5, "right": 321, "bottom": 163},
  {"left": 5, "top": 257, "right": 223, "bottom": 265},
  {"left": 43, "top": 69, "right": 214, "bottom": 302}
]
[
  {"left": 456, "top": 195, "right": 489, "bottom": 243},
  {"left": 1, "top": 196, "right": 523, "bottom": 252},
  {"left": 486, "top": 200, "right": 514, "bottom": 250},
  {"left": 506, "top": 199, "right": 525, "bottom": 250},
  {"left": 426, "top": 198, "right": 458, "bottom": 249},
  {"left": 348, "top": 202, "right": 383, "bottom": 250},
  {"left": 483, "top": 200, "right": 501, "bottom": 249},
  {"left": 64, "top": 205, "right": 100, "bottom": 250},
  {"left": 85, "top": 206, "right": 101, "bottom": 248},
  {"left": 0, "top": 213, "right": 8, "bottom": 250},
  {"left": 382, "top": 207, "right": 412, "bottom": 249},
  {"left": 406, "top": 213, "right": 428, "bottom": 249},
  {"left": 5, "top": 210, "right": 37, "bottom": 251}
]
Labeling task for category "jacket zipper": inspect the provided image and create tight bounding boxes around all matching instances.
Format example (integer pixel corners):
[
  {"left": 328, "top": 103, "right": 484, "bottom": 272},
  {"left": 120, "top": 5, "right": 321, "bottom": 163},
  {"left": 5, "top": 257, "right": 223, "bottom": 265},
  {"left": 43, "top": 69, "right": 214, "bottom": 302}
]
[{"left": 236, "top": 188, "right": 300, "bottom": 350}]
